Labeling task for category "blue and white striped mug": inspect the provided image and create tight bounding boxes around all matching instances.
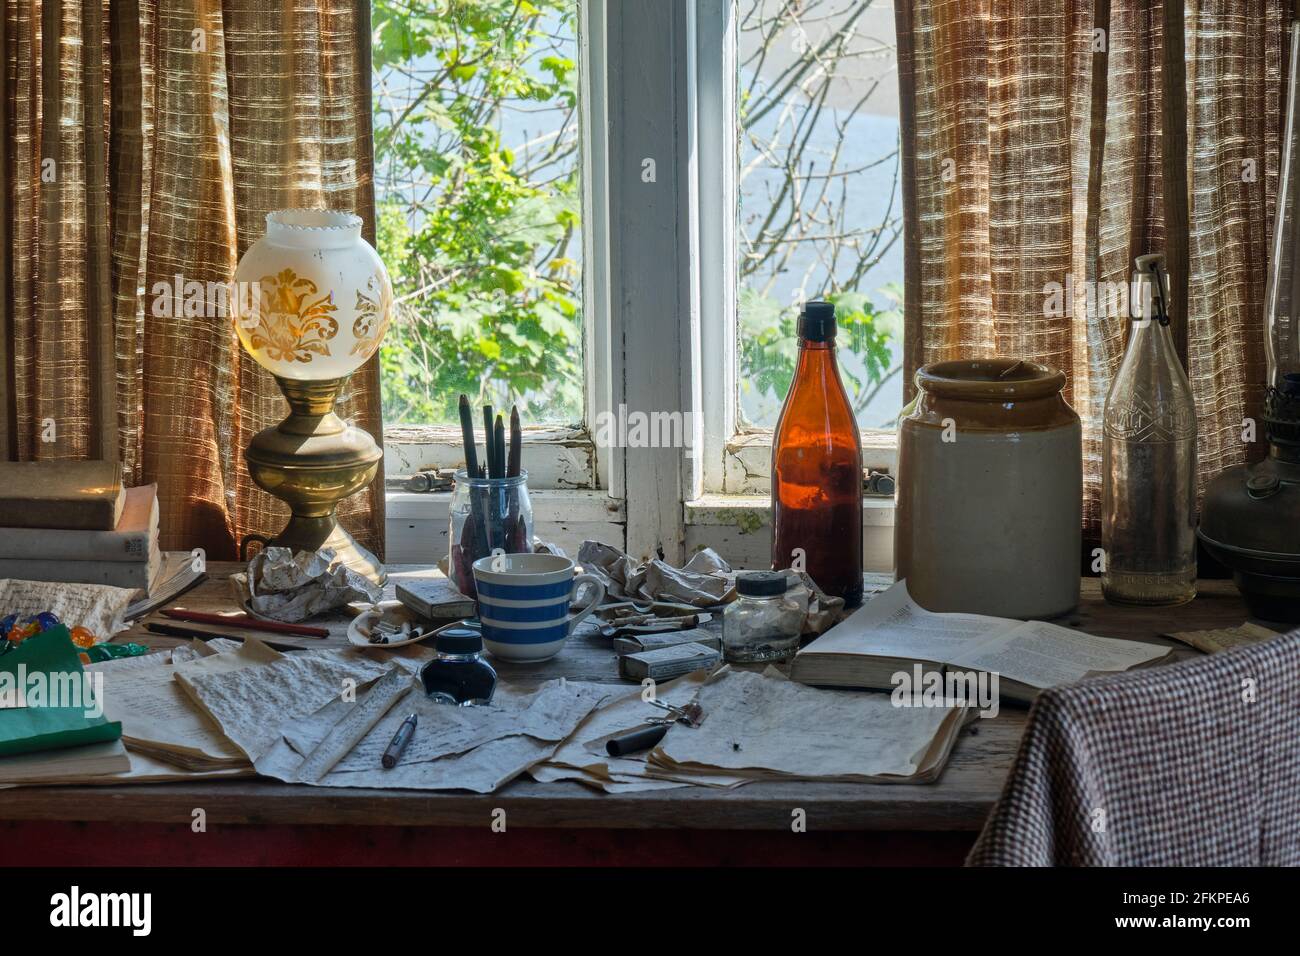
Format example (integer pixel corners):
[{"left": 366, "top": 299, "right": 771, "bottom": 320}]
[{"left": 471, "top": 553, "right": 606, "bottom": 662}]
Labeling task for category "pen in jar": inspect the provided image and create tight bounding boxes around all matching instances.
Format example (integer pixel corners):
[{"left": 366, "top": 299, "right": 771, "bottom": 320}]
[{"left": 382, "top": 712, "right": 418, "bottom": 769}]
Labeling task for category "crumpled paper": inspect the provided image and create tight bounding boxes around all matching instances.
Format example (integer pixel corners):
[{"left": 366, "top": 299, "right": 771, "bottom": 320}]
[
  {"left": 779, "top": 570, "right": 844, "bottom": 635},
  {"left": 231, "top": 547, "right": 383, "bottom": 622},
  {"left": 575, "top": 541, "right": 844, "bottom": 633},
  {"left": 578, "top": 541, "right": 733, "bottom": 607}
]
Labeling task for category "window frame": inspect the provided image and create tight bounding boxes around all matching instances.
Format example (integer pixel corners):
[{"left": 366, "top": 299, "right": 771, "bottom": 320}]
[
  {"left": 381, "top": 0, "right": 897, "bottom": 570},
  {"left": 378, "top": 0, "right": 611, "bottom": 494},
  {"left": 692, "top": 0, "right": 901, "bottom": 497}
]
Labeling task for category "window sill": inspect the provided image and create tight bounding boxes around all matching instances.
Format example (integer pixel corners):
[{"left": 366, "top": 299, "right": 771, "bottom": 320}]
[
  {"left": 384, "top": 488, "right": 623, "bottom": 564},
  {"left": 384, "top": 425, "right": 598, "bottom": 491},
  {"left": 721, "top": 430, "right": 897, "bottom": 495}
]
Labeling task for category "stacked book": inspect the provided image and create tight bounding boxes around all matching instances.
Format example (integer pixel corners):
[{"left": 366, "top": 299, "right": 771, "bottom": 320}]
[{"left": 0, "top": 460, "right": 162, "bottom": 592}]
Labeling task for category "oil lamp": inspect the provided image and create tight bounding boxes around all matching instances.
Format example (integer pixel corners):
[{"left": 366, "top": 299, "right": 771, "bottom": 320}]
[
  {"left": 1198, "top": 19, "right": 1300, "bottom": 620},
  {"left": 231, "top": 209, "right": 393, "bottom": 585}
]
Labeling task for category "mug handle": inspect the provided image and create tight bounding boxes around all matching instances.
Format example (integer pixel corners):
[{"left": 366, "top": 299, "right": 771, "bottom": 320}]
[{"left": 566, "top": 574, "right": 606, "bottom": 634}]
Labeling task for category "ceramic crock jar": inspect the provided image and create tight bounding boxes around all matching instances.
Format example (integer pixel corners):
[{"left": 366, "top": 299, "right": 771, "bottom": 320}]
[{"left": 895, "top": 358, "right": 1082, "bottom": 618}]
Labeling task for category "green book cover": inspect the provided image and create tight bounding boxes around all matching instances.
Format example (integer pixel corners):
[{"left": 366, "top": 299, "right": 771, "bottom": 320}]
[{"left": 0, "top": 624, "right": 123, "bottom": 757}]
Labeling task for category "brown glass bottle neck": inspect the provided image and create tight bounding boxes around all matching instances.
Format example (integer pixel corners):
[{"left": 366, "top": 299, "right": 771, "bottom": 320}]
[{"left": 797, "top": 338, "right": 835, "bottom": 350}]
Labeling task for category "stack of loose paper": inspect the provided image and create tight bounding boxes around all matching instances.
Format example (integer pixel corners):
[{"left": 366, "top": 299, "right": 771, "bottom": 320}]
[
  {"left": 791, "top": 580, "right": 1173, "bottom": 702},
  {"left": 531, "top": 672, "right": 748, "bottom": 792},
  {"left": 646, "top": 667, "right": 972, "bottom": 785},
  {"left": 87, "top": 639, "right": 283, "bottom": 772},
  {"left": 175, "top": 645, "right": 609, "bottom": 792}
]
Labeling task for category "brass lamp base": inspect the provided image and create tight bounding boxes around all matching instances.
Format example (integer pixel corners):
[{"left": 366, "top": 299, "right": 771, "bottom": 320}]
[{"left": 243, "top": 376, "right": 386, "bottom": 586}]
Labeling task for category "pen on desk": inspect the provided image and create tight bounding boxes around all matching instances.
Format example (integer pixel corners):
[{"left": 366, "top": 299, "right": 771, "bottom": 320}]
[
  {"left": 161, "top": 609, "right": 329, "bottom": 638},
  {"left": 144, "top": 621, "right": 302, "bottom": 653},
  {"left": 605, "top": 724, "right": 669, "bottom": 757},
  {"left": 382, "top": 712, "right": 418, "bottom": 769}
]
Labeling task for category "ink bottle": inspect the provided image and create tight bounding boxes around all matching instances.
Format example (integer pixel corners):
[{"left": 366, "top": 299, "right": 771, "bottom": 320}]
[
  {"left": 722, "top": 571, "right": 803, "bottom": 663},
  {"left": 419, "top": 625, "right": 497, "bottom": 706}
]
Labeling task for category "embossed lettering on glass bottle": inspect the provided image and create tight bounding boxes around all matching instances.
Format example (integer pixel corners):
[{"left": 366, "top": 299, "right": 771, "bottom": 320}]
[{"left": 1101, "top": 254, "right": 1198, "bottom": 606}]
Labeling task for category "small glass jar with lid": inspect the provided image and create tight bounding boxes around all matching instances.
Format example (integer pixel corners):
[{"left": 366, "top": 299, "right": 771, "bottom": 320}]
[
  {"left": 722, "top": 571, "right": 803, "bottom": 663},
  {"left": 419, "top": 625, "right": 497, "bottom": 706}
]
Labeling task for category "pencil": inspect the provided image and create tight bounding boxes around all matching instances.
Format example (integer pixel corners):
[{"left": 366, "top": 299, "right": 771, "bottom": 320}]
[
  {"left": 494, "top": 414, "right": 506, "bottom": 482},
  {"left": 508, "top": 405, "right": 522, "bottom": 478},
  {"left": 458, "top": 394, "right": 479, "bottom": 478},
  {"left": 161, "top": 609, "right": 328, "bottom": 638},
  {"left": 144, "top": 622, "right": 303, "bottom": 653},
  {"left": 483, "top": 404, "right": 496, "bottom": 478}
]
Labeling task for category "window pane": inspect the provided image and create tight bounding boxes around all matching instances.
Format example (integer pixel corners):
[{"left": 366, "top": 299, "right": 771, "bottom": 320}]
[
  {"left": 736, "top": 0, "right": 903, "bottom": 430},
  {"left": 372, "top": 0, "right": 583, "bottom": 426}
]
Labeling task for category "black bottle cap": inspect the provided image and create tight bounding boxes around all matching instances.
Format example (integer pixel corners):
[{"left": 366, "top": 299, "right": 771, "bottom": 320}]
[
  {"left": 797, "top": 300, "right": 837, "bottom": 342},
  {"left": 436, "top": 625, "right": 483, "bottom": 654},
  {"left": 736, "top": 570, "right": 789, "bottom": 597}
]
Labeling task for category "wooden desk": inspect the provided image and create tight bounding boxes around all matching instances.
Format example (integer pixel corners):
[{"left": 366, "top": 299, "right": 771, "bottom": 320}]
[{"left": 0, "top": 567, "right": 1253, "bottom": 866}]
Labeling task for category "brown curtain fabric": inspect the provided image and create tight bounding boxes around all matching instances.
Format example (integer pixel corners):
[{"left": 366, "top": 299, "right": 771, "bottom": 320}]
[
  {"left": 1, "top": 0, "right": 384, "bottom": 560},
  {"left": 897, "top": 0, "right": 1286, "bottom": 537}
]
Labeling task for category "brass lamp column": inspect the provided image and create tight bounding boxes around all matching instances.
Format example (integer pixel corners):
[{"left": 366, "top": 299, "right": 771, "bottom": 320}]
[
  {"left": 244, "top": 376, "right": 386, "bottom": 585},
  {"left": 232, "top": 209, "right": 394, "bottom": 586}
]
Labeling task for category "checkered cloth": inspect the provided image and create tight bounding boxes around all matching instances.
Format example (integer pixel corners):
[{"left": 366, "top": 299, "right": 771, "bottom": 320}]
[{"left": 967, "top": 630, "right": 1300, "bottom": 866}]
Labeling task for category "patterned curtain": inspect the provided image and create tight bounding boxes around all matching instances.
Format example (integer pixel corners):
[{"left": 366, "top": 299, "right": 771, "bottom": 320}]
[
  {"left": 896, "top": 0, "right": 1286, "bottom": 538},
  {"left": 0, "top": 0, "right": 385, "bottom": 560}
]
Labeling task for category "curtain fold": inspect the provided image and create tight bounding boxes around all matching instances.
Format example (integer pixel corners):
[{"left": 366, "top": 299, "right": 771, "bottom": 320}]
[
  {"left": 2, "top": 0, "right": 384, "bottom": 560},
  {"left": 897, "top": 0, "right": 1286, "bottom": 538}
]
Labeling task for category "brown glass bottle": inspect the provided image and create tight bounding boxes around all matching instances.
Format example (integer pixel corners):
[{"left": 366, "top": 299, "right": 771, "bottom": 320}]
[{"left": 770, "top": 301, "right": 864, "bottom": 606}]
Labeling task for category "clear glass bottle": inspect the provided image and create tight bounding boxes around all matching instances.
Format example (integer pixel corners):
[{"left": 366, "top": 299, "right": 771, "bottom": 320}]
[
  {"left": 1101, "top": 254, "right": 1197, "bottom": 605},
  {"left": 722, "top": 571, "right": 803, "bottom": 663}
]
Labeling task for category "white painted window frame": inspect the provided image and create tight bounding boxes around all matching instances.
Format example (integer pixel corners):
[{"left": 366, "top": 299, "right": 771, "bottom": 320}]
[
  {"left": 690, "top": 0, "right": 900, "bottom": 499},
  {"left": 382, "top": 0, "right": 618, "bottom": 496},
  {"left": 383, "top": 0, "right": 896, "bottom": 572}
]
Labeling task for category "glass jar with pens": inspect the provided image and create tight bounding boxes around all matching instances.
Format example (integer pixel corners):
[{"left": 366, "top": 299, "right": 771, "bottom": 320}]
[
  {"left": 448, "top": 469, "right": 533, "bottom": 599},
  {"left": 449, "top": 395, "right": 532, "bottom": 598}
]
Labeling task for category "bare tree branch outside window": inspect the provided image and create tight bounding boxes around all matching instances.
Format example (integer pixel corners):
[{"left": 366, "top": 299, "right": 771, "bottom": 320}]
[{"left": 737, "top": 0, "right": 904, "bottom": 429}]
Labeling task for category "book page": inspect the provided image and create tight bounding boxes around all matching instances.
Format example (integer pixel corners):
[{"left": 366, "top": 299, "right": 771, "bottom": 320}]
[
  {"left": 797, "top": 579, "right": 1015, "bottom": 664},
  {"left": 88, "top": 647, "right": 269, "bottom": 765},
  {"left": 650, "top": 668, "right": 965, "bottom": 781},
  {"left": 0, "top": 579, "right": 134, "bottom": 637},
  {"left": 951, "top": 620, "right": 1171, "bottom": 689}
]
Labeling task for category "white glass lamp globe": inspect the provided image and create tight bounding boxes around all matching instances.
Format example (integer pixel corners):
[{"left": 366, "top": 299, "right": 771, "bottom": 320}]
[{"left": 232, "top": 209, "right": 392, "bottom": 381}]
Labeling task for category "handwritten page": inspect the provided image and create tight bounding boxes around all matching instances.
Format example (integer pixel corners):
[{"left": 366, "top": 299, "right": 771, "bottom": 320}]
[
  {"left": 174, "top": 641, "right": 605, "bottom": 791},
  {"left": 174, "top": 648, "right": 395, "bottom": 762},
  {"left": 531, "top": 672, "right": 747, "bottom": 792},
  {"left": 89, "top": 652, "right": 251, "bottom": 767},
  {"left": 267, "top": 678, "right": 607, "bottom": 791},
  {"left": 0, "top": 579, "right": 134, "bottom": 637},
  {"left": 651, "top": 668, "right": 967, "bottom": 782}
]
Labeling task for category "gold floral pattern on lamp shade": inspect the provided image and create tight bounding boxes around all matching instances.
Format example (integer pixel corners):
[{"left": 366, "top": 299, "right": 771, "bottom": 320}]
[
  {"left": 243, "top": 268, "right": 341, "bottom": 364},
  {"left": 233, "top": 209, "right": 393, "bottom": 381},
  {"left": 350, "top": 270, "right": 392, "bottom": 360}
]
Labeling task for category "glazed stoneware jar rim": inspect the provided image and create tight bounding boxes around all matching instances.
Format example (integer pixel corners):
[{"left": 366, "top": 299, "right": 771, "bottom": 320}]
[
  {"left": 916, "top": 358, "right": 1066, "bottom": 402},
  {"left": 472, "top": 551, "right": 574, "bottom": 585}
]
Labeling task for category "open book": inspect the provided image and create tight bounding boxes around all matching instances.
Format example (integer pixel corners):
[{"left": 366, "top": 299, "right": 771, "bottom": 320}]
[{"left": 791, "top": 580, "right": 1173, "bottom": 703}]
